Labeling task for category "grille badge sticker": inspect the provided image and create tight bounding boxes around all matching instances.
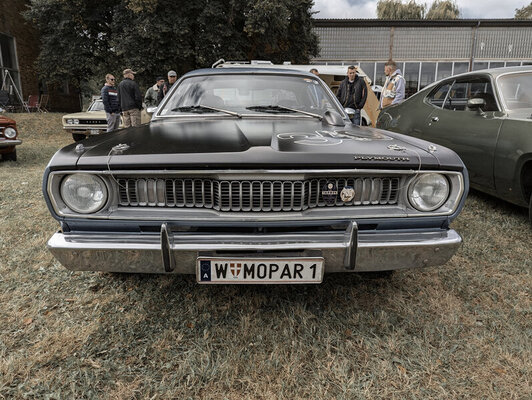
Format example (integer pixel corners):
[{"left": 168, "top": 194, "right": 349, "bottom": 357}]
[
  {"left": 340, "top": 186, "right": 355, "bottom": 202},
  {"left": 321, "top": 181, "right": 338, "bottom": 205}
]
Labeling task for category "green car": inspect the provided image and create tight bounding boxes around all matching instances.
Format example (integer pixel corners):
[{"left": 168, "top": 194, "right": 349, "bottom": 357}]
[{"left": 377, "top": 66, "right": 532, "bottom": 224}]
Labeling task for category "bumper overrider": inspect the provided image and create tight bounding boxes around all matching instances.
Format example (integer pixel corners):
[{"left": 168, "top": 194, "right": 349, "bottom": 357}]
[{"left": 47, "top": 221, "right": 462, "bottom": 273}]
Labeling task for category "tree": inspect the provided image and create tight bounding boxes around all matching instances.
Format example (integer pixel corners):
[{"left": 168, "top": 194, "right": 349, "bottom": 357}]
[
  {"left": 426, "top": 0, "right": 460, "bottom": 19},
  {"left": 376, "top": 0, "right": 425, "bottom": 19},
  {"left": 24, "top": 0, "right": 319, "bottom": 95},
  {"left": 515, "top": 2, "right": 532, "bottom": 19}
]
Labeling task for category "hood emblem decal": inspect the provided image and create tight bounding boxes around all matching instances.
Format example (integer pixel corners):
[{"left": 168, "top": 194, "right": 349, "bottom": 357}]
[
  {"left": 340, "top": 186, "right": 355, "bottom": 202},
  {"left": 321, "top": 181, "right": 338, "bottom": 205}
]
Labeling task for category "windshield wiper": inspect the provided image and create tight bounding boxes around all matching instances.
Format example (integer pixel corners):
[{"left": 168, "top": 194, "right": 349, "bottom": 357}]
[
  {"left": 172, "top": 105, "right": 241, "bottom": 118},
  {"left": 246, "top": 105, "right": 322, "bottom": 120}
]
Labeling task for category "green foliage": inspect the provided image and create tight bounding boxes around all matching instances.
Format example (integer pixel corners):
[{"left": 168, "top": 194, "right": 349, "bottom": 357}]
[
  {"left": 515, "top": 2, "right": 532, "bottom": 19},
  {"left": 376, "top": 0, "right": 425, "bottom": 19},
  {"left": 426, "top": 0, "right": 460, "bottom": 19},
  {"left": 24, "top": 0, "right": 318, "bottom": 94}
]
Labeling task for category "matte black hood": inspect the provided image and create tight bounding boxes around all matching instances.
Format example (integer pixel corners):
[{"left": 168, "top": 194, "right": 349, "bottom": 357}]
[{"left": 49, "top": 117, "right": 464, "bottom": 170}]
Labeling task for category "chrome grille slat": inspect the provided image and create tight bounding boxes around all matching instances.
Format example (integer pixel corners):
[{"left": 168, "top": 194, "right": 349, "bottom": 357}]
[{"left": 118, "top": 176, "right": 400, "bottom": 211}]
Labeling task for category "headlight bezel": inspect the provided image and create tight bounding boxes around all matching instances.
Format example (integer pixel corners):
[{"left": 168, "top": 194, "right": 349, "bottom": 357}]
[
  {"left": 3, "top": 127, "right": 17, "bottom": 139},
  {"left": 407, "top": 173, "right": 450, "bottom": 212},
  {"left": 59, "top": 173, "right": 109, "bottom": 214}
]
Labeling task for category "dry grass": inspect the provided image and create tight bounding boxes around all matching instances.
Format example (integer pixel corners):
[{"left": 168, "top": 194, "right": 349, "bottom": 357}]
[{"left": 0, "top": 113, "right": 530, "bottom": 399}]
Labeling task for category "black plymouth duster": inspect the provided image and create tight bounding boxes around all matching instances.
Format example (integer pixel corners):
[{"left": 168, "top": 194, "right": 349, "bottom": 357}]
[{"left": 43, "top": 68, "right": 468, "bottom": 284}]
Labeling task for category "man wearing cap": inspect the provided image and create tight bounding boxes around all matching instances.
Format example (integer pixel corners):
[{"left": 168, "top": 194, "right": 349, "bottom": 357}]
[
  {"left": 117, "top": 68, "right": 143, "bottom": 128},
  {"left": 336, "top": 65, "right": 367, "bottom": 125},
  {"left": 157, "top": 70, "right": 177, "bottom": 104},
  {"left": 144, "top": 76, "right": 165, "bottom": 108}
]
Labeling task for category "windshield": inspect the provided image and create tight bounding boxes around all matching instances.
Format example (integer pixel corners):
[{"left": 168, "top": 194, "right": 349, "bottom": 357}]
[
  {"left": 498, "top": 72, "right": 532, "bottom": 111},
  {"left": 88, "top": 100, "right": 105, "bottom": 112},
  {"left": 158, "top": 74, "right": 342, "bottom": 118}
]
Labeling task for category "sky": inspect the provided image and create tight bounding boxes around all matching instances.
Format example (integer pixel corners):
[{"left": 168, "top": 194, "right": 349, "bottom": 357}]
[{"left": 312, "top": 0, "right": 530, "bottom": 19}]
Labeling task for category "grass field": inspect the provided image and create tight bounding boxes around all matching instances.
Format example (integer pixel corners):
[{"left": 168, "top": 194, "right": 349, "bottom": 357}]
[{"left": 0, "top": 113, "right": 530, "bottom": 399}]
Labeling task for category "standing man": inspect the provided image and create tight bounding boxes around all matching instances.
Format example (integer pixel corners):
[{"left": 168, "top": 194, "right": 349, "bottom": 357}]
[
  {"left": 380, "top": 60, "right": 405, "bottom": 109},
  {"left": 336, "top": 66, "right": 367, "bottom": 125},
  {"left": 101, "top": 74, "right": 120, "bottom": 132},
  {"left": 144, "top": 76, "right": 165, "bottom": 108},
  {"left": 157, "top": 70, "right": 177, "bottom": 104},
  {"left": 117, "top": 68, "right": 142, "bottom": 128}
]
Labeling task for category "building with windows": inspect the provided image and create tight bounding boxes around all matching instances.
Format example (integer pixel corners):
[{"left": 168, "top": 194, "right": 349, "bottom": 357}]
[{"left": 313, "top": 19, "right": 532, "bottom": 96}]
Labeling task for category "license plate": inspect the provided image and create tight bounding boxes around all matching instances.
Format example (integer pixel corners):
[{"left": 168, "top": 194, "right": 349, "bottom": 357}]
[
  {"left": 197, "top": 257, "right": 324, "bottom": 284},
  {"left": 90, "top": 129, "right": 100, "bottom": 135}
]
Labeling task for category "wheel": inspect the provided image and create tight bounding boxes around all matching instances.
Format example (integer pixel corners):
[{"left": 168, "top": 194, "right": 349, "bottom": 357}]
[
  {"left": 2, "top": 149, "right": 16, "bottom": 161},
  {"left": 72, "top": 133, "right": 86, "bottom": 141}
]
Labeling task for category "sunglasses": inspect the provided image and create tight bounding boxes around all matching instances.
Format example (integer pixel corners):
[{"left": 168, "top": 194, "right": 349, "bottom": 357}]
[{"left": 109, "top": 78, "right": 115, "bottom": 81}]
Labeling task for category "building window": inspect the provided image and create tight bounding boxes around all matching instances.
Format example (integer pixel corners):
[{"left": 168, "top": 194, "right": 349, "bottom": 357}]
[
  {"left": 436, "top": 62, "right": 453, "bottom": 80},
  {"left": 505, "top": 62, "right": 521, "bottom": 67},
  {"left": 0, "top": 33, "right": 21, "bottom": 98},
  {"left": 453, "top": 62, "right": 469, "bottom": 75},
  {"left": 374, "top": 62, "right": 386, "bottom": 86},
  {"left": 489, "top": 62, "right": 504, "bottom": 69},
  {"left": 359, "top": 62, "right": 375, "bottom": 84},
  {"left": 420, "top": 62, "right": 436, "bottom": 90},
  {"left": 473, "top": 62, "right": 489, "bottom": 71},
  {"left": 403, "top": 62, "right": 420, "bottom": 97}
]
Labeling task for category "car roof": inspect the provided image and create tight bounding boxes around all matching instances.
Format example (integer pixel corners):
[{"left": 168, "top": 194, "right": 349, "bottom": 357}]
[
  {"left": 183, "top": 67, "right": 318, "bottom": 78},
  {"left": 420, "top": 65, "right": 532, "bottom": 93}
]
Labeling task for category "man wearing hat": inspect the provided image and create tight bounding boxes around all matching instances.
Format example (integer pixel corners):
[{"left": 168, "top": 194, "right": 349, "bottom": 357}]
[
  {"left": 117, "top": 68, "right": 143, "bottom": 128},
  {"left": 157, "top": 70, "right": 177, "bottom": 104},
  {"left": 144, "top": 76, "right": 165, "bottom": 108},
  {"left": 336, "top": 65, "right": 367, "bottom": 125}
]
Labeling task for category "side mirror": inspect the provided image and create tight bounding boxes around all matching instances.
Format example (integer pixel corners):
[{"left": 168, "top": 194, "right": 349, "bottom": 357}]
[
  {"left": 344, "top": 107, "right": 356, "bottom": 119},
  {"left": 467, "top": 98, "right": 485, "bottom": 110},
  {"left": 147, "top": 106, "right": 157, "bottom": 114},
  {"left": 322, "top": 110, "right": 345, "bottom": 127}
]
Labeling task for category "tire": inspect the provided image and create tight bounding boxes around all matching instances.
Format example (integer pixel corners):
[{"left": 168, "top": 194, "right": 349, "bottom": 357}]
[
  {"left": 529, "top": 193, "right": 532, "bottom": 226},
  {"left": 72, "top": 133, "right": 86, "bottom": 141},
  {"left": 2, "top": 149, "right": 16, "bottom": 161}
]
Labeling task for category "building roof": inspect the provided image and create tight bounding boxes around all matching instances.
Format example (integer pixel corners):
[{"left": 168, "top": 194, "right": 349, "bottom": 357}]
[{"left": 313, "top": 19, "right": 532, "bottom": 28}]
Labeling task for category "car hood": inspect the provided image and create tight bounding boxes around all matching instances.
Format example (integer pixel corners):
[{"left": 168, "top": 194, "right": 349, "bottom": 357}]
[
  {"left": 0, "top": 116, "right": 16, "bottom": 126},
  {"left": 49, "top": 117, "right": 464, "bottom": 170},
  {"left": 63, "top": 111, "right": 106, "bottom": 120}
]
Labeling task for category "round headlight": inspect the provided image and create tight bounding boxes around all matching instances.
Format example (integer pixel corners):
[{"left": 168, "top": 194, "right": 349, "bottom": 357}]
[
  {"left": 73, "top": 119, "right": 80, "bottom": 124},
  {"left": 67, "top": 118, "right": 73, "bottom": 124},
  {"left": 408, "top": 173, "right": 450, "bottom": 212},
  {"left": 60, "top": 174, "right": 107, "bottom": 214},
  {"left": 4, "top": 127, "right": 17, "bottom": 139}
]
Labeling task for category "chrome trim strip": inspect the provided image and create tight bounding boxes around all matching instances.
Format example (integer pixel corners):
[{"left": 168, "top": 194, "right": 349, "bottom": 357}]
[{"left": 0, "top": 139, "right": 22, "bottom": 147}]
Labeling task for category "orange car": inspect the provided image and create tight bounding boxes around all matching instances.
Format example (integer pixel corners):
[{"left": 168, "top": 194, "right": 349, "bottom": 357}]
[{"left": 0, "top": 115, "right": 21, "bottom": 161}]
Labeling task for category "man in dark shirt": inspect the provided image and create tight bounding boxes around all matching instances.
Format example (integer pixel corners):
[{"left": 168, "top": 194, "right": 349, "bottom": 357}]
[
  {"left": 117, "top": 68, "right": 143, "bottom": 128},
  {"left": 100, "top": 74, "right": 121, "bottom": 132},
  {"left": 336, "top": 66, "right": 367, "bottom": 125},
  {"left": 157, "top": 70, "right": 177, "bottom": 104}
]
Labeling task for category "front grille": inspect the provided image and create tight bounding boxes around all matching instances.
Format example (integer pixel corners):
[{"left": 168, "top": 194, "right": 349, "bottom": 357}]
[
  {"left": 117, "top": 177, "right": 400, "bottom": 212},
  {"left": 79, "top": 119, "right": 105, "bottom": 125}
]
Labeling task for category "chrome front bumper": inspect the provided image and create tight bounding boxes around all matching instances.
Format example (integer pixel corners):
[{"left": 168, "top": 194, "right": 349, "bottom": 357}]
[
  {"left": 47, "top": 222, "right": 462, "bottom": 274},
  {"left": 0, "top": 139, "right": 22, "bottom": 148}
]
